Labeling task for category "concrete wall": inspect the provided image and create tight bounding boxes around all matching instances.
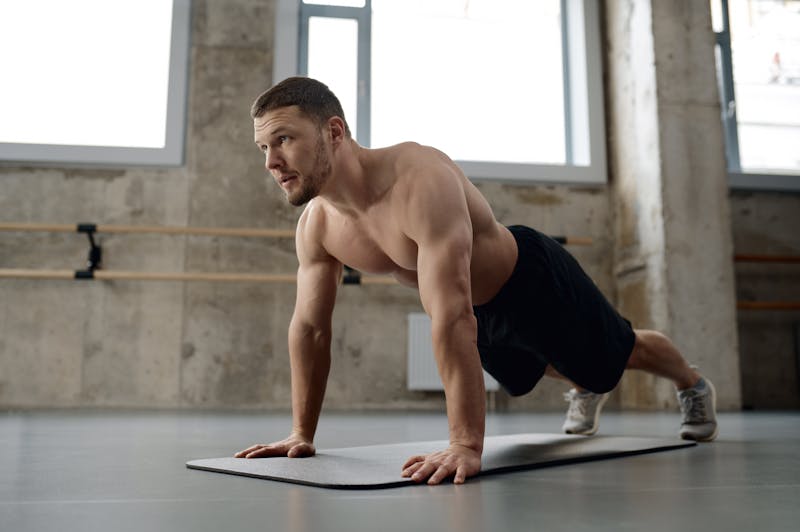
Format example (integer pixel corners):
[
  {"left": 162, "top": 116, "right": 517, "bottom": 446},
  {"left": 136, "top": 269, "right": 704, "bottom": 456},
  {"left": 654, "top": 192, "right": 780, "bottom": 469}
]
[
  {"left": 0, "top": 0, "right": 796, "bottom": 411},
  {"left": 0, "top": 0, "right": 611, "bottom": 411}
]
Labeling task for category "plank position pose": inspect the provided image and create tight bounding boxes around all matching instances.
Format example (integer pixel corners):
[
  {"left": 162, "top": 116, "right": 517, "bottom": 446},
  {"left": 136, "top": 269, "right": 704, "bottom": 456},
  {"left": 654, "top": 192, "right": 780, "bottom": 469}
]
[{"left": 235, "top": 77, "right": 718, "bottom": 485}]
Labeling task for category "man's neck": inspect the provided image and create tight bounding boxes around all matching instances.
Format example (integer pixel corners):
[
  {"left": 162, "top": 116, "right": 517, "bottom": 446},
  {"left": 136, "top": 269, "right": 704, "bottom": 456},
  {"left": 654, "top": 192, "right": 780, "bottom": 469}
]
[{"left": 319, "top": 140, "right": 386, "bottom": 216}]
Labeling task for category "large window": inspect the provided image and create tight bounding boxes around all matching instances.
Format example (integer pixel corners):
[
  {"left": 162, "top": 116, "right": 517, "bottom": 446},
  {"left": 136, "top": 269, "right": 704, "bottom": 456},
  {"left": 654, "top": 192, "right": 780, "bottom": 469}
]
[
  {"left": 369, "top": 1, "right": 566, "bottom": 166},
  {"left": 275, "top": 0, "right": 606, "bottom": 184},
  {"left": 0, "top": 0, "right": 192, "bottom": 167},
  {"left": 712, "top": 0, "right": 800, "bottom": 190}
]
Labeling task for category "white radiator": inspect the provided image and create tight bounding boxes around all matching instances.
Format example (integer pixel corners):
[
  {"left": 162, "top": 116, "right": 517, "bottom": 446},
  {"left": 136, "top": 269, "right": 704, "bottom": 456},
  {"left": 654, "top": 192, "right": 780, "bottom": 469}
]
[{"left": 407, "top": 312, "right": 499, "bottom": 391}]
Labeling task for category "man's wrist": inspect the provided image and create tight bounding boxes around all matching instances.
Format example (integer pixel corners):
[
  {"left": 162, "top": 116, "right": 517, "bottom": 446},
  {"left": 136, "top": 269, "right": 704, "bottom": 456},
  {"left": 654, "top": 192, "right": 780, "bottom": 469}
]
[
  {"left": 290, "top": 428, "right": 314, "bottom": 443},
  {"left": 450, "top": 439, "right": 483, "bottom": 454}
]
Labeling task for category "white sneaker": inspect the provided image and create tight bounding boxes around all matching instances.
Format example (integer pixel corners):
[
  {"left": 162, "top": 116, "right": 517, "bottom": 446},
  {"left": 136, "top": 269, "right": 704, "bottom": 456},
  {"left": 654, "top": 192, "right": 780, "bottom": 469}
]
[
  {"left": 677, "top": 377, "right": 718, "bottom": 442},
  {"left": 562, "top": 389, "right": 609, "bottom": 435}
]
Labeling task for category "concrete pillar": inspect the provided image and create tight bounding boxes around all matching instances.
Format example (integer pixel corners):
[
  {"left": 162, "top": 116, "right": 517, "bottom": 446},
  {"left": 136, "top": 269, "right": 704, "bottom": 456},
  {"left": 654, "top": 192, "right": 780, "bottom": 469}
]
[{"left": 605, "top": 0, "right": 741, "bottom": 409}]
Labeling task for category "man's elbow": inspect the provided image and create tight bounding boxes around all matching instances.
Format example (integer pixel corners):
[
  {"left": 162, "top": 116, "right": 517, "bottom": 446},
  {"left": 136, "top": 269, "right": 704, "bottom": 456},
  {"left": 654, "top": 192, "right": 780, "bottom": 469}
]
[
  {"left": 430, "top": 308, "right": 478, "bottom": 342},
  {"left": 289, "top": 319, "right": 332, "bottom": 348}
]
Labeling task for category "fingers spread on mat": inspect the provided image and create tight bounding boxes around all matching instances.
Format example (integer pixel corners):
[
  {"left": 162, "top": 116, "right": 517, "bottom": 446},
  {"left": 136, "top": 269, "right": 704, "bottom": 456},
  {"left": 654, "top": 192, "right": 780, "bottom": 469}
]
[
  {"left": 234, "top": 437, "right": 316, "bottom": 459},
  {"left": 401, "top": 445, "right": 481, "bottom": 485}
]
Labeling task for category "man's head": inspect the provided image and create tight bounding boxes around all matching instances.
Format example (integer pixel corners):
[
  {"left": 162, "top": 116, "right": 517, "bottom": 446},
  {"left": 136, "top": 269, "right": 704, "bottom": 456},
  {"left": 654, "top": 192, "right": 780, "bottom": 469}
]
[
  {"left": 250, "top": 77, "right": 351, "bottom": 137},
  {"left": 252, "top": 77, "right": 350, "bottom": 206}
]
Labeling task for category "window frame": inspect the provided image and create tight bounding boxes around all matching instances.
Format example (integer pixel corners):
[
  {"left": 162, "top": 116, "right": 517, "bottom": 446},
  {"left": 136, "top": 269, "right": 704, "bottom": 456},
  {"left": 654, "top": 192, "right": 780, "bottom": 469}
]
[
  {"left": 715, "top": 0, "right": 800, "bottom": 192},
  {"left": 275, "top": 0, "right": 607, "bottom": 185},
  {"left": 0, "top": 0, "right": 192, "bottom": 168}
]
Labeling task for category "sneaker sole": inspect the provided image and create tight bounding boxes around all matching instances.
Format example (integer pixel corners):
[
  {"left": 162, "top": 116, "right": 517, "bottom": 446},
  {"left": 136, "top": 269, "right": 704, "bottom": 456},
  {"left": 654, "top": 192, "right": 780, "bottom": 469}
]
[{"left": 564, "top": 393, "right": 609, "bottom": 436}]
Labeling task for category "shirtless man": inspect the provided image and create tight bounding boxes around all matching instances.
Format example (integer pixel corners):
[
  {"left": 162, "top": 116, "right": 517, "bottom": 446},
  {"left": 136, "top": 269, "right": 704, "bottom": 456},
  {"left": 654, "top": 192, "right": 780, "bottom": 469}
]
[{"left": 234, "top": 77, "right": 718, "bottom": 485}]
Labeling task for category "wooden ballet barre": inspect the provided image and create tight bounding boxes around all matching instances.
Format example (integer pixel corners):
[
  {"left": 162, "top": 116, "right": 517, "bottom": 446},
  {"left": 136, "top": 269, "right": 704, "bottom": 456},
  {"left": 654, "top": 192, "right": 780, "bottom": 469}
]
[
  {"left": 0, "top": 222, "right": 591, "bottom": 245},
  {"left": 3, "top": 269, "right": 797, "bottom": 303},
  {"left": 734, "top": 254, "right": 800, "bottom": 264},
  {"left": 737, "top": 301, "right": 800, "bottom": 311},
  {"left": 0, "top": 222, "right": 295, "bottom": 239},
  {"left": 0, "top": 268, "right": 398, "bottom": 285}
]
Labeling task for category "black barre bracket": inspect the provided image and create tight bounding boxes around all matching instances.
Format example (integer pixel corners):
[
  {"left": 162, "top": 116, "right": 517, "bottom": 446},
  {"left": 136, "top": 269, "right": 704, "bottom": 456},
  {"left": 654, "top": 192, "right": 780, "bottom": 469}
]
[
  {"left": 342, "top": 265, "right": 361, "bottom": 285},
  {"left": 75, "top": 222, "right": 101, "bottom": 279}
]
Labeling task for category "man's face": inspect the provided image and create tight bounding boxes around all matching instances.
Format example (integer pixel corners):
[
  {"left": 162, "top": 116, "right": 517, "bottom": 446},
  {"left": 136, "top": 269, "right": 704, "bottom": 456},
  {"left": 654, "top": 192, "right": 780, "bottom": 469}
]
[{"left": 254, "top": 106, "right": 332, "bottom": 206}]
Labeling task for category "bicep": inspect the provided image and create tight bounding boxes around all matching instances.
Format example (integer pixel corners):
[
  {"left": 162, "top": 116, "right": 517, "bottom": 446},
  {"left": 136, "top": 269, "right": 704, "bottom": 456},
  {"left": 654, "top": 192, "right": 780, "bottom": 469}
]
[
  {"left": 292, "top": 257, "right": 341, "bottom": 330},
  {"left": 292, "top": 210, "right": 342, "bottom": 331},
  {"left": 416, "top": 225, "right": 472, "bottom": 320},
  {"left": 407, "top": 174, "right": 474, "bottom": 320}
]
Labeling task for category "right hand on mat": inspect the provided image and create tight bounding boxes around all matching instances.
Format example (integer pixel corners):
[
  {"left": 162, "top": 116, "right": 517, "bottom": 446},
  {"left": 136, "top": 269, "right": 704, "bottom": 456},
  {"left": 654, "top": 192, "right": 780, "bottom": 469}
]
[
  {"left": 401, "top": 444, "right": 481, "bottom": 485},
  {"left": 234, "top": 434, "right": 315, "bottom": 459}
]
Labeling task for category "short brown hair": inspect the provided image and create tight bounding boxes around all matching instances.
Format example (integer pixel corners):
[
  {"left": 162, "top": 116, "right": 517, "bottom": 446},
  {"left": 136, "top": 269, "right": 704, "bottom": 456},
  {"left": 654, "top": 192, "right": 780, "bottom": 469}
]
[{"left": 250, "top": 77, "right": 351, "bottom": 137}]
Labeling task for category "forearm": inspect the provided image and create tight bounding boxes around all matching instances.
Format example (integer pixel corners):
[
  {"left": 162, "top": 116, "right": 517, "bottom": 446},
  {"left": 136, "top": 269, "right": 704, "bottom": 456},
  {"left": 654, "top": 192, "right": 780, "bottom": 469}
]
[
  {"left": 288, "top": 320, "right": 332, "bottom": 442},
  {"left": 432, "top": 312, "right": 486, "bottom": 453}
]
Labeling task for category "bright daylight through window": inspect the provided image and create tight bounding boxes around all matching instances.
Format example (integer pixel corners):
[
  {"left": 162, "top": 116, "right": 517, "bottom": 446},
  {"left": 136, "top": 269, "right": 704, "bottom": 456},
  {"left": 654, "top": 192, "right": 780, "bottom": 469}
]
[
  {"left": 712, "top": 0, "right": 800, "bottom": 175},
  {"left": 307, "top": 16, "right": 360, "bottom": 139},
  {"left": 0, "top": 1, "right": 172, "bottom": 148},
  {"left": 0, "top": 0, "right": 189, "bottom": 166},
  {"left": 369, "top": 0, "right": 565, "bottom": 165}
]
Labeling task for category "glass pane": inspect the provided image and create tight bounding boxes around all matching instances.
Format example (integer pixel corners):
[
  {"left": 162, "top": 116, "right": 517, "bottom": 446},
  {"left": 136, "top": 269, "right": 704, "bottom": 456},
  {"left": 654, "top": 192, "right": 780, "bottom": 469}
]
[
  {"left": 709, "top": 0, "right": 724, "bottom": 33},
  {"left": 303, "top": 1, "right": 366, "bottom": 7},
  {"left": 0, "top": 0, "right": 173, "bottom": 148},
  {"left": 307, "top": 17, "right": 359, "bottom": 139},
  {"left": 729, "top": 0, "right": 800, "bottom": 173},
  {"left": 371, "top": 0, "right": 564, "bottom": 164}
]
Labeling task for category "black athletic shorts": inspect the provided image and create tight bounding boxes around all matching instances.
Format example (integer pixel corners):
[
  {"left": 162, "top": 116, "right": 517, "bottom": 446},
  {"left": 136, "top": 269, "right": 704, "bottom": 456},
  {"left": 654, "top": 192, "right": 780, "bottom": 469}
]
[{"left": 472, "top": 225, "right": 636, "bottom": 396}]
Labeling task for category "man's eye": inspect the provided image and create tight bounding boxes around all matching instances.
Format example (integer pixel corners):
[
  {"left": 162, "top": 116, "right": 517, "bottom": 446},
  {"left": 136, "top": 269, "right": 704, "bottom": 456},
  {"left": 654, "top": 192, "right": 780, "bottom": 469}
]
[{"left": 279, "top": 135, "right": 289, "bottom": 143}]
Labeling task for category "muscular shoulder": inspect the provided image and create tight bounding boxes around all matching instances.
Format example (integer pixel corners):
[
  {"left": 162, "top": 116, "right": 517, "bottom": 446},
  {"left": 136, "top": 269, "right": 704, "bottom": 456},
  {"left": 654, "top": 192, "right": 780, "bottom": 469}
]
[
  {"left": 386, "top": 144, "right": 471, "bottom": 240},
  {"left": 296, "top": 198, "right": 336, "bottom": 264},
  {"left": 390, "top": 142, "right": 457, "bottom": 177},
  {"left": 387, "top": 143, "right": 465, "bottom": 204}
]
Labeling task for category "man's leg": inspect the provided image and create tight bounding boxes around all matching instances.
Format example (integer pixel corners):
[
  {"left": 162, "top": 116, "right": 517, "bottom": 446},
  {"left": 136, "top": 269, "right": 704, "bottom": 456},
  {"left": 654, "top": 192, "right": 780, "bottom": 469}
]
[
  {"left": 551, "top": 329, "right": 718, "bottom": 441},
  {"left": 625, "top": 329, "right": 700, "bottom": 389},
  {"left": 547, "top": 329, "right": 700, "bottom": 387},
  {"left": 626, "top": 329, "right": 718, "bottom": 441}
]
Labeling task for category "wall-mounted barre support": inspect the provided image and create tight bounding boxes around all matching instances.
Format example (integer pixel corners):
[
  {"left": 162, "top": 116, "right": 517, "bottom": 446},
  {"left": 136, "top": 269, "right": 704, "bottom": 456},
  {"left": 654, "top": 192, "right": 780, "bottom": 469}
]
[{"left": 79, "top": 224, "right": 103, "bottom": 273}]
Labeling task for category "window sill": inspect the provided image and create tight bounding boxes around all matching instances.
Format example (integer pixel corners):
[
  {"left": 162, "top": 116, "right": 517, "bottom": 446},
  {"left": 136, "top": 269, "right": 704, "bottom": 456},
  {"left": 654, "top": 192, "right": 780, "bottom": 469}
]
[{"left": 729, "top": 172, "right": 800, "bottom": 193}]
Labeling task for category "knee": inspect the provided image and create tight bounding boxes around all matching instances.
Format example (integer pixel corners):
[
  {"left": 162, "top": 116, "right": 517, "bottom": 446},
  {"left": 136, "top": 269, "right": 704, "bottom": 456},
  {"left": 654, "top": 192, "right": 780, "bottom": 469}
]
[{"left": 627, "top": 330, "right": 670, "bottom": 369}]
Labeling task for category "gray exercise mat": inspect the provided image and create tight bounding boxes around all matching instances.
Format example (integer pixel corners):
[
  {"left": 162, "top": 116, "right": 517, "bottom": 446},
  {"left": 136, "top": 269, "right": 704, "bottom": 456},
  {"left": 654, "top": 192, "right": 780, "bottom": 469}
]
[{"left": 186, "top": 433, "right": 695, "bottom": 489}]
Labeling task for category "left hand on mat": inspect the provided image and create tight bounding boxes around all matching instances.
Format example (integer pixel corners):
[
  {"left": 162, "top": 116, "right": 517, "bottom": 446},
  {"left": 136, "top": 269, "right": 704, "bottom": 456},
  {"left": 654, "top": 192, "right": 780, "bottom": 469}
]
[
  {"left": 233, "top": 434, "right": 316, "bottom": 459},
  {"left": 401, "top": 444, "right": 481, "bottom": 485}
]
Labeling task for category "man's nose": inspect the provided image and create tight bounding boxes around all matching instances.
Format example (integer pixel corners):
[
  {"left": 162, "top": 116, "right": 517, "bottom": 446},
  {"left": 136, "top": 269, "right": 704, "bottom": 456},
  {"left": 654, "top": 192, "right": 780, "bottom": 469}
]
[{"left": 266, "top": 149, "right": 284, "bottom": 171}]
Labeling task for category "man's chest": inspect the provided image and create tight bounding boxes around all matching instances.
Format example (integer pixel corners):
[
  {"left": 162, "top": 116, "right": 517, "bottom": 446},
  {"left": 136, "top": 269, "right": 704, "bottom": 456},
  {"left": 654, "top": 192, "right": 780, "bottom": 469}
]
[{"left": 322, "top": 212, "right": 418, "bottom": 274}]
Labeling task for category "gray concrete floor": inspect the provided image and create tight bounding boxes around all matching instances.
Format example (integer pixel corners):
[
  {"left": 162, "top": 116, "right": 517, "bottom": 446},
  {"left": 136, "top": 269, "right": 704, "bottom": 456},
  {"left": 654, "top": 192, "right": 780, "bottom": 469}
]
[{"left": 1, "top": 410, "right": 798, "bottom": 532}]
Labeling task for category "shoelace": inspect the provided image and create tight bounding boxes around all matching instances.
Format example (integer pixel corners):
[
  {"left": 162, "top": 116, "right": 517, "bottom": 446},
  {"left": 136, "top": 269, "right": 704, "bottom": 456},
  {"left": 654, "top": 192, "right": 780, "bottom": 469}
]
[
  {"left": 564, "top": 392, "right": 593, "bottom": 418},
  {"left": 679, "top": 389, "right": 708, "bottom": 422}
]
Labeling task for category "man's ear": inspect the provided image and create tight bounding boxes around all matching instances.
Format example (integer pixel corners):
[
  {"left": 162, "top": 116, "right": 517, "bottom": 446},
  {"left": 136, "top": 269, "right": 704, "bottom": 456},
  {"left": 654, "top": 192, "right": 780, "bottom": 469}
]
[{"left": 327, "top": 116, "right": 346, "bottom": 146}]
